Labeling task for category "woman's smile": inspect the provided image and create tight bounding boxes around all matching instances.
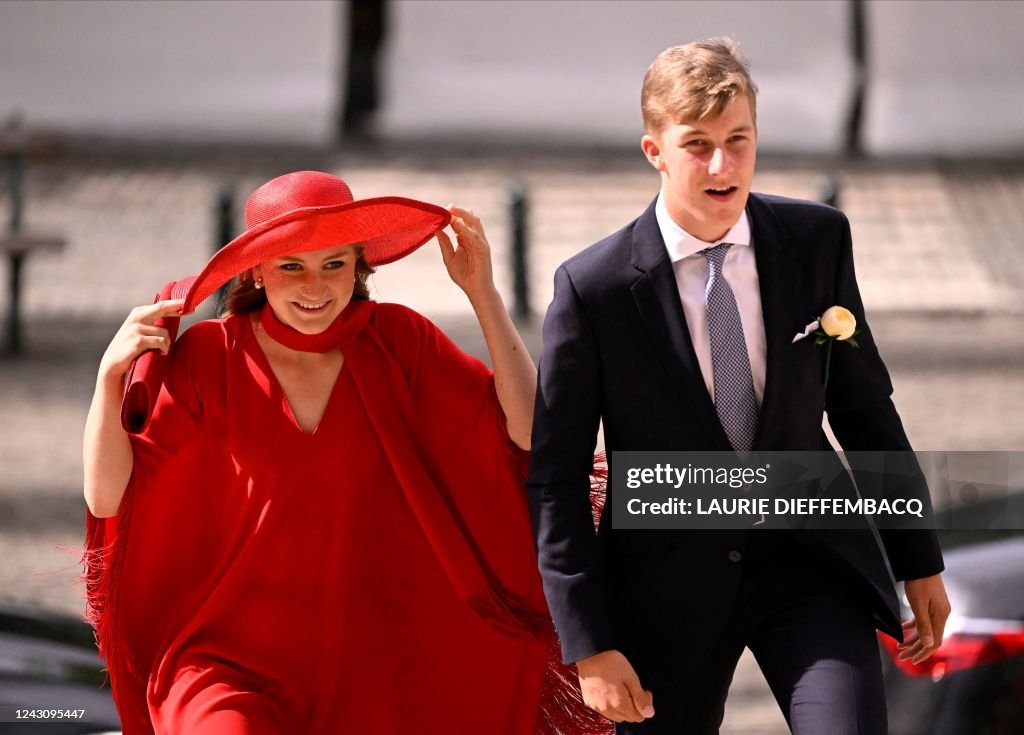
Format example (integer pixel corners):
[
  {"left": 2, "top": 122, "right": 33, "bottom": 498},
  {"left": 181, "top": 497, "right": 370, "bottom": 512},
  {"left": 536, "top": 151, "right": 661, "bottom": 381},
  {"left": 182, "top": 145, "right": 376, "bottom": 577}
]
[{"left": 292, "top": 299, "right": 332, "bottom": 314}]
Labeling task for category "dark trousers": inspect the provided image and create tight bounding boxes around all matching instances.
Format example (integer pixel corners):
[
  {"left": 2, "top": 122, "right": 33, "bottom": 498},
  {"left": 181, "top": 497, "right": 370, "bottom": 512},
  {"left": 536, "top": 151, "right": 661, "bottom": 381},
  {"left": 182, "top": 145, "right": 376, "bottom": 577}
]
[{"left": 617, "top": 532, "right": 888, "bottom": 735}]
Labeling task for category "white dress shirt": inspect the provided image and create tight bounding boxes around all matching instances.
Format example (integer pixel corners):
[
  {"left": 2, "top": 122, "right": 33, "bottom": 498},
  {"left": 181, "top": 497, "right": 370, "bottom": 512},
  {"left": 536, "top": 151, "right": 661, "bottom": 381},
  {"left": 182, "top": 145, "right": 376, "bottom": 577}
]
[{"left": 654, "top": 192, "right": 767, "bottom": 407}]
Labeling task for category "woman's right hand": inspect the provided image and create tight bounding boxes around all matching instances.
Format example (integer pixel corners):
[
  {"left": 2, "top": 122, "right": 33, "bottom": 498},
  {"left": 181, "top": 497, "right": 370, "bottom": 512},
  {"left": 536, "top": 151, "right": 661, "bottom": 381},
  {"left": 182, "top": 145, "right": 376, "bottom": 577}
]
[{"left": 98, "top": 299, "right": 186, "bottom": 381}]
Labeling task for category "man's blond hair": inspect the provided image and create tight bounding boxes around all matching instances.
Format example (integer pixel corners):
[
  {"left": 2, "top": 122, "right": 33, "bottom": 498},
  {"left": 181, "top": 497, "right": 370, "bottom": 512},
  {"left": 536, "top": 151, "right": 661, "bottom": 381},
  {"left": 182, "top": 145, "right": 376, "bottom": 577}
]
[{"left": 641, "top": 38, "right": 758, "bottom": 133}]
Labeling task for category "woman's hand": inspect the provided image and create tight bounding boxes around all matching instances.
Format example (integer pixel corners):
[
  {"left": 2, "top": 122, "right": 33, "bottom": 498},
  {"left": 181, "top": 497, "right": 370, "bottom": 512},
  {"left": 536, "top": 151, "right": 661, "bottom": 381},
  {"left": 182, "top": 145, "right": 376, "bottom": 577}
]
[
  {"left": 86, "top": 297, "right": 188, "bottom": 518},
  {"left": 437, "top": 204, "right": 536, "bottom": 449},
  {"left": 99, "top": 299, "right": 185, "bottom": 382},
  {"left": 437, "top": 206, "right": 496, "bottom": 301}
]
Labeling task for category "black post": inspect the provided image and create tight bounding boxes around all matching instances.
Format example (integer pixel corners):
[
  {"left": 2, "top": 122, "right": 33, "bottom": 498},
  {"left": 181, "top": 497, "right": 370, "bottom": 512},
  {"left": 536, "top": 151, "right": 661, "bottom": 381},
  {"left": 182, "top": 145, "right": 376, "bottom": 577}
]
[
  {"left": 8, "top": 149, "right": 23, "bottom": 232},
  {"left": 507, "top": 179, "right": 531, "bottom": 321},
  {"left": 4, "top": 146, "right": 25, "bottom": 354},
  {"left": 816, "top": 175, "right": 840, "bottom": 209},
  {"left": 340, "top": 0, "right": 387, "bottom": 142},
  {"left": 5, "top": 253, "right": 24, "bottom": 355},
  {"left": 214, "top": 183, "right": 235, "bottom": 313},
  {"left": 844, "top": 0, "right": 868, "bottom": 157}
]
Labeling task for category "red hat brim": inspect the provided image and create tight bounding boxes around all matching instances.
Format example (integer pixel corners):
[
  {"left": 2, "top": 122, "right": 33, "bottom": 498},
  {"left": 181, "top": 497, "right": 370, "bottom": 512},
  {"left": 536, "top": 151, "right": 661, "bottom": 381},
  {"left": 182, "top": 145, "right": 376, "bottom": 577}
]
[{"left": 178, "top": 196, "right": 451, "bottom": 312}]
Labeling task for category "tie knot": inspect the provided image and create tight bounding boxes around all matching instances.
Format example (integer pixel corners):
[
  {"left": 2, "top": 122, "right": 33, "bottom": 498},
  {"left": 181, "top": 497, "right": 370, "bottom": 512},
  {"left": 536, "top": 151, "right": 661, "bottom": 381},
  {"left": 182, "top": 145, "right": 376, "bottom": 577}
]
[{"left": 701, "top": 242, "right": 733, "bottom": 268}]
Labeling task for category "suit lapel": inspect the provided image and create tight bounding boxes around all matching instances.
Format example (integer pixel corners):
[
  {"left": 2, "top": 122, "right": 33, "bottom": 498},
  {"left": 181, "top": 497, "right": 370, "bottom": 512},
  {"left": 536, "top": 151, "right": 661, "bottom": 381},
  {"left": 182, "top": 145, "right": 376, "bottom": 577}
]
[
  {"left": 747, "top": 194, "right": 805, "bottom": 448},
  {"left": 629, "top": 199, "right": 732, "bottom": 450}
]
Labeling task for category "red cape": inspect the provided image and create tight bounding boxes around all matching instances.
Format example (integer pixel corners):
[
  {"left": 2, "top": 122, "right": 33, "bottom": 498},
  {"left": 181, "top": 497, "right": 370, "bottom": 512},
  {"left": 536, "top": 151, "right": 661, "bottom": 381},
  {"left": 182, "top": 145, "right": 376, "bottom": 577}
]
[{"left": 85, "top": 301, "right": 608, "bottom": 734}]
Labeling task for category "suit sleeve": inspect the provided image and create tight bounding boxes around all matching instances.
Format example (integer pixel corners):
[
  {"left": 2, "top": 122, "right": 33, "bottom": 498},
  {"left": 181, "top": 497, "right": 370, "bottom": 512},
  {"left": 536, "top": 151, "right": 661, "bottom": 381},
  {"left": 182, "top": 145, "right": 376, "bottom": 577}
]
[
  {"left": 527, "top": 265, "right": 614, "bottom": 663},
  {"left": 824, "top": 213, "right": 944, "bottom": 581}
]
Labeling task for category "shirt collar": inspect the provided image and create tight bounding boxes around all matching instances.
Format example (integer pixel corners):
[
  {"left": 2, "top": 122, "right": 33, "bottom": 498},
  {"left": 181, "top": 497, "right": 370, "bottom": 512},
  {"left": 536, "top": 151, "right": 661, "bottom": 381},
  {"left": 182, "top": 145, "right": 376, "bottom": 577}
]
[{"left": 655, "top": 190, "right": 752, "bottom": 263}]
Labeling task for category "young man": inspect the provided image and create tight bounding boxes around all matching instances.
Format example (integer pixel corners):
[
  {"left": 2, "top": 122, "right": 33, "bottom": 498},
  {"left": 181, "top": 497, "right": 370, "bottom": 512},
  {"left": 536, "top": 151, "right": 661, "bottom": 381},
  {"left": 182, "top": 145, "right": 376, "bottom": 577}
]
[{"left": 528, "top": 39, "right": 950, "bottom": 734}]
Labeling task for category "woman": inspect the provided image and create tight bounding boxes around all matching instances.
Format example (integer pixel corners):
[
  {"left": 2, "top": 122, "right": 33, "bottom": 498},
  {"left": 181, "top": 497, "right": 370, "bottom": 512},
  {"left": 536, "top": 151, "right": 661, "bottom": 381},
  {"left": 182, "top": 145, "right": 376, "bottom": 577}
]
[{"left": 83, "top": 171, "right": 605, "bottom": 734}]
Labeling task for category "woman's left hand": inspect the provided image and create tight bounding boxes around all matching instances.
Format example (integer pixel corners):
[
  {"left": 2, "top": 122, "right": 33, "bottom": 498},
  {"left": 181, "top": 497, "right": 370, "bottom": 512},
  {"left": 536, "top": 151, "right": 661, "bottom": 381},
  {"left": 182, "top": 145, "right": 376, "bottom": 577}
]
[
  {"left": 439, "top": 205, "right": 536, "bottom": 449},
  {"left": 438, "top": 205, "right": 496, "bottom": 300}
]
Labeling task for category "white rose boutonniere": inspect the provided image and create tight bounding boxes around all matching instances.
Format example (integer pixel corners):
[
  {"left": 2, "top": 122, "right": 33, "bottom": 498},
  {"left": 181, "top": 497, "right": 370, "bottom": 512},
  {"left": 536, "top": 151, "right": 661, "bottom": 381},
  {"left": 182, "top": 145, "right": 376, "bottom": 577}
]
[{"left": 815, "top": 305, "right": 861, "bottom": 388}]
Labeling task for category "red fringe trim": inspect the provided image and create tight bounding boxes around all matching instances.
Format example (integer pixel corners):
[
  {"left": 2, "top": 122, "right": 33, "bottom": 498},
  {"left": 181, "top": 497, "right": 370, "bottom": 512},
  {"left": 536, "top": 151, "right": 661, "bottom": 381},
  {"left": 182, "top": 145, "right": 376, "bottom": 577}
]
[
  {"left": 469, "top": 586, "right": 556, "bottom": 640},
  {"left": 540, "top": 637, "right": 614, "bottom": 734},
  {"left": 590, "top": 451, "right": 608, "bottom": 529},
  {"left": 81, "top": 479, "right": 152, "bottom": 733},
  {"left": 535, "top": 452, "right": 614, "bottom": 734}
]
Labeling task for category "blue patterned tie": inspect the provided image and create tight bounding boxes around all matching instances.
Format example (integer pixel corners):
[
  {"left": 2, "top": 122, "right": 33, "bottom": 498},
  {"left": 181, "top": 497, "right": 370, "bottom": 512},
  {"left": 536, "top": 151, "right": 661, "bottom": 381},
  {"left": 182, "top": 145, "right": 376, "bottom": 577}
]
[{"left": 701, "top": 243, "right": 759, "bottom": 452}]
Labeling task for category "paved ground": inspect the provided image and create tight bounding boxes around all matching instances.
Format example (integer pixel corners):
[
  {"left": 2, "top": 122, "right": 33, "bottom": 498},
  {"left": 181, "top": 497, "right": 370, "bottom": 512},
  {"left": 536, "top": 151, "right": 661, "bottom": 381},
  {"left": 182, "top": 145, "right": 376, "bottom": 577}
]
[{"left": 1, "top": 143, "right": 1022, "bottom": 733}]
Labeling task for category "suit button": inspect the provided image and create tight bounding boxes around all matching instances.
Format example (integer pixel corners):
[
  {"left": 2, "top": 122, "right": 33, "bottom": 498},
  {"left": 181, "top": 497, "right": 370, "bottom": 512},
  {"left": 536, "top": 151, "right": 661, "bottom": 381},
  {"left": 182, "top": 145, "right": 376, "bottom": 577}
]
[{"left": 728, "top": 550, "right": 743, "bottom": 563}]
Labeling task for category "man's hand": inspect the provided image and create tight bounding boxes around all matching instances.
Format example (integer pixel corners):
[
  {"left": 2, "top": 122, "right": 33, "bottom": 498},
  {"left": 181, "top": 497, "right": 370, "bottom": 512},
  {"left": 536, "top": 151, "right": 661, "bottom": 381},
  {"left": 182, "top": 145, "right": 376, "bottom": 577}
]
[
  {"left": 898, "top": 573, "right": 951, "bottom": 665},
  {"left": 576, "top": 649, "right": 655, "bottom": 724}
]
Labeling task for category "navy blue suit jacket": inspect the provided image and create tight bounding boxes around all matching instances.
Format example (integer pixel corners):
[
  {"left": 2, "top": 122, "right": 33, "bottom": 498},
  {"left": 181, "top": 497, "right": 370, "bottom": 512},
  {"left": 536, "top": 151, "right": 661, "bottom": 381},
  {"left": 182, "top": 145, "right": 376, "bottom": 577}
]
[{"left": 527, "top": 193, "right": 945, "bottom": 684}]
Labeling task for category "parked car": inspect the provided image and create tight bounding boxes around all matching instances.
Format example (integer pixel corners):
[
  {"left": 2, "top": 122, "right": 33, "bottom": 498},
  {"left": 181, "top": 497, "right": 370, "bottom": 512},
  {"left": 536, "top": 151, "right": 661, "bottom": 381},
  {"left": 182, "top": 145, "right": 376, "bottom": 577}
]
[
  {"left": 881, "top": 533, "right": 1024, "bottom": 735},
  {"left": 0, "top": 603, "right": 120, "bottom": 734}
]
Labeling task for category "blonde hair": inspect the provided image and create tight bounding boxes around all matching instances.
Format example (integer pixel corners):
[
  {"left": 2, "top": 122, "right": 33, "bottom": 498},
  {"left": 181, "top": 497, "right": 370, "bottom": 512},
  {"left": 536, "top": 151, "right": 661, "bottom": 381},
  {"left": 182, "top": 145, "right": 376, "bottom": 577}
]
[{"left": 641, "top": 38, "right": 758, "bottom": 133}]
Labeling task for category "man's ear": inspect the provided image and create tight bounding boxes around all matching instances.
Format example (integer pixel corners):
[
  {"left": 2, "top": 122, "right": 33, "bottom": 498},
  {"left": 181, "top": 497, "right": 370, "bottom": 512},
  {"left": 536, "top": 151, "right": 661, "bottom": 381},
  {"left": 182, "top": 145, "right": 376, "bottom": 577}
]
[{"left": 641, "top": 134, "right": 664, "bottom": 172}]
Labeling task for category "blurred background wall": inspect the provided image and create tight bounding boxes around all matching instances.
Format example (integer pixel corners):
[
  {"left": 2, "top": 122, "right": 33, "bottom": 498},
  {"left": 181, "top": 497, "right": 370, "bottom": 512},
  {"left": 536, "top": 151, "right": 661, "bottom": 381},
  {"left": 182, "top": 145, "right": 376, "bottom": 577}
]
[
  {"left": 1, "top": 0, "right": 1021, "bottom": 155},
  {"left": 378, "top": 0, "right": 854, "bottom": 151},
  {"left": 0, "top": 0, "right": 341, "bottom": 143}
]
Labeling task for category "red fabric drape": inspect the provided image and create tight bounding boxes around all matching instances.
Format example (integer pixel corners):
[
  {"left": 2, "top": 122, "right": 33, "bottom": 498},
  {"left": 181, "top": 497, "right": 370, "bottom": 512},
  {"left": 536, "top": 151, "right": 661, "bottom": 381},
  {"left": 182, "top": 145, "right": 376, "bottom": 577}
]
[{"left": 85, "top": 300, "right": 609, "bottom": 734}]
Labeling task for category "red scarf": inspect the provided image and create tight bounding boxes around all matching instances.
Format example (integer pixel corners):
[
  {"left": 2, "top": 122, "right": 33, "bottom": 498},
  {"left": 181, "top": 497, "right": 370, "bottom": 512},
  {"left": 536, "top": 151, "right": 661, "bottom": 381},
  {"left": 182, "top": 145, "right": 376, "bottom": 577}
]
[{"left": 258, "top": 301, "right": 368, "bottom": 353}]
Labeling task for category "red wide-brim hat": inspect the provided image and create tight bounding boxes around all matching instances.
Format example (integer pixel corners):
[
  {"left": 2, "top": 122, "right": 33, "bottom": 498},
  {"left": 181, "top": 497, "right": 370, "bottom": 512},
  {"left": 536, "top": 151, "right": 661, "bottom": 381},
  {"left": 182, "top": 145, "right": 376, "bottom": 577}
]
[
  {"left": 121, "top": 171, "right": 451, "bottom": 433},
  {"left": 171, "top": 170, "right": 451, "bottom": 313}
]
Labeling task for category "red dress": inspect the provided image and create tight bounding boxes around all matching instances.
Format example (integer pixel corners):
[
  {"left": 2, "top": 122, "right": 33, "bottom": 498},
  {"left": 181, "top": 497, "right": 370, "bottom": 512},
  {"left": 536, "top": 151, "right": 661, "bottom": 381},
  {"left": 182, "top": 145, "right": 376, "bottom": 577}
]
[{"left": 85, "top": 302, "right": 577, "bottom": 734}]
